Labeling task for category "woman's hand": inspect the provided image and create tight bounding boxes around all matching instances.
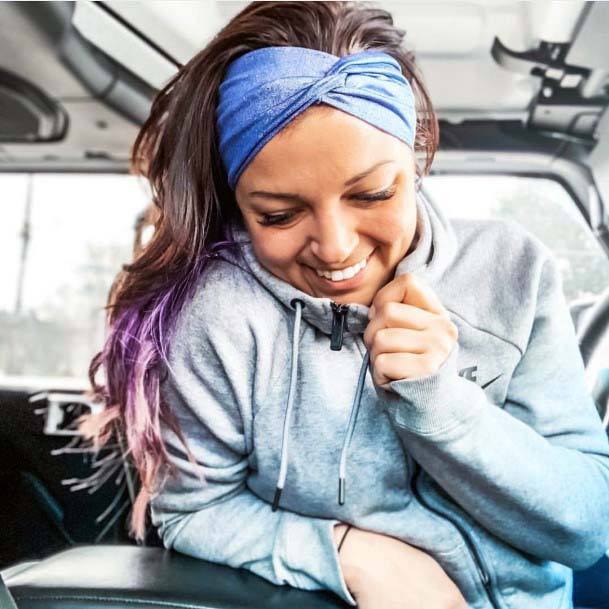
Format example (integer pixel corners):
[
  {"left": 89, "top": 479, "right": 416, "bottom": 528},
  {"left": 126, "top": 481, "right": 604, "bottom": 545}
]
[
  {"left": 333, "top": 524, "right": 469, "bottom": 609},
  {"left": 363, "top": 273, "right": 458, "bottom": 389}
]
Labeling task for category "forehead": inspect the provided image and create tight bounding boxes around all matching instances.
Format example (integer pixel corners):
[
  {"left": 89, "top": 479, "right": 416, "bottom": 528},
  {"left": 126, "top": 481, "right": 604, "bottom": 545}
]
[{"left": 237, "top": 105, "right": 411, "bottom": 191}]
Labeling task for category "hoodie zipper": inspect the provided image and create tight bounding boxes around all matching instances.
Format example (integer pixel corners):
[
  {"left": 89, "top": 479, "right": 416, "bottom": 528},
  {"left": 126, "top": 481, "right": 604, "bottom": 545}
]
[
  {"left": 409, "top": 457, "right": 500, "bottom": 609},
  {"left": 330, "top": 301, "right": 349, "bottom": 350}
]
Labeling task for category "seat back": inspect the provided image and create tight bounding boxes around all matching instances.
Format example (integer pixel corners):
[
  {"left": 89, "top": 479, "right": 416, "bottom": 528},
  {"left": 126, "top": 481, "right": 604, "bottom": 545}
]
[{"left": 2, "top": 545, "right": 347, "bottom": 609}]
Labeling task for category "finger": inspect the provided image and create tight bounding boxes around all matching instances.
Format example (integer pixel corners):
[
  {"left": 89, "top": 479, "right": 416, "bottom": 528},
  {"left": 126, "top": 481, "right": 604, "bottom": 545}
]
[
  {"left": 369, "top": 274, "right": 409, "bottom": 315},
  {"left": 368, "top": 327, "right": 427, "bottom": 366},
  {"left": 373, "top": 351, "right": 441, "bottom": 384},
  {"left": 363, "top": 302, "right": 437, "bottom": 348},
  {"left": 371, "top": 273, "right": 445, "bottom": 317}
]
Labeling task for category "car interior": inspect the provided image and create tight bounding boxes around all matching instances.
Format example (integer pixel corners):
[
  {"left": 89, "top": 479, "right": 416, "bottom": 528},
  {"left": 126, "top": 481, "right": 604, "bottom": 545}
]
[{"left": 1, "top": 1, "right": 609, "bottom": 608}]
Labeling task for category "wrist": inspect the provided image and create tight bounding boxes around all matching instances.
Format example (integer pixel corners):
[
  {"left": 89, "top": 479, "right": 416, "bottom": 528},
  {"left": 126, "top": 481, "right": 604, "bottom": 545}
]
[
  {"left": 332, "top": 523, "right": 348, "bottom": 548},
  {"left": 334, "top": 527, "right": 371, "bottom": 589}
]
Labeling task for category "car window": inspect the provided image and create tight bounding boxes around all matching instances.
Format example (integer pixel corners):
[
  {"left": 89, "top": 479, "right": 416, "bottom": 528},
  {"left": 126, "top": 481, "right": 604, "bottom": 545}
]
[
  {"left": 423, "top": 175, "right": 609, "bottom": 305},
  {"left": 0, "top": 173, "right": 150, "bottom": 388}
]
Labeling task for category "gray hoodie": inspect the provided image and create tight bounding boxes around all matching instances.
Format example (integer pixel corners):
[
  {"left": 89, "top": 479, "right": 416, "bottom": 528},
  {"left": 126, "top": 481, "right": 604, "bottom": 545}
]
[{"left": 150, "top": 190, "right": 609, "bottom": 609}]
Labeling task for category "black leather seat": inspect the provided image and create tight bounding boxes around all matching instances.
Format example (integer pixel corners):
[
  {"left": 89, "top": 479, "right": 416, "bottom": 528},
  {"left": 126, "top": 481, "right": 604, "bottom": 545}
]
[
  {"left": 1, "top": 545, "right": 348, "bottom": 609},
  {"left": 4, "top": 543, "right": 609, "bottom": 608}
]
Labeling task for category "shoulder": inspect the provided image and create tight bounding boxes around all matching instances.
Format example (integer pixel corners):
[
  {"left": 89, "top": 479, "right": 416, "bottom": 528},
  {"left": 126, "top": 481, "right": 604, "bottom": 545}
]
[
  {"left": 443, "top": 217, "right": 559, "bottom": 351},
  {"left": 451, "top": 216, "right": 555, "bottom": 286},
  {"left": 451, "top": 216, "right": 552, "bottom": 264},
  {"left": 164, "top": 253, "right": 285, "bottom": 415},
  {"left": 169, "top": 252, "right": 283, "bottom": 359}
]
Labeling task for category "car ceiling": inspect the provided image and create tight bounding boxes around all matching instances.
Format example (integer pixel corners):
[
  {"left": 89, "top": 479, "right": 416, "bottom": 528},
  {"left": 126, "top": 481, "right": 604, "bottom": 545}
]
[
  {"left": 87, "top": 0, "right": 584, "bottom": 121},
  {"left": 0, "top": 0, "right": 607, "bottom": 183}
]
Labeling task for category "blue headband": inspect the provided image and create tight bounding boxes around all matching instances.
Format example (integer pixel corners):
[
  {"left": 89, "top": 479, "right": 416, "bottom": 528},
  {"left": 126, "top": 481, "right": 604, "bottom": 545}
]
[{"left": 216, "top": 46, "right": 417, "bottom": 190}]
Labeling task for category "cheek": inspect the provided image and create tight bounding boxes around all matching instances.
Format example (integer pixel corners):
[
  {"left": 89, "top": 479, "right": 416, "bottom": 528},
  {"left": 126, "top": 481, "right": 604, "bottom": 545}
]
[
  {"left": 369, "top": 203, "right": 415, "bottom": 243},
  {"left": 252, "top": 233, "right": 301, "bottom": 269}
]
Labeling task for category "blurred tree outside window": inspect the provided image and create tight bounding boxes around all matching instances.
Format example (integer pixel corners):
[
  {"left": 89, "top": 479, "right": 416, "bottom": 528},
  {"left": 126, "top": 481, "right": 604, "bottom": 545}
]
[{"left": 0, "top": 173, "right": 150, "bottom": 386}]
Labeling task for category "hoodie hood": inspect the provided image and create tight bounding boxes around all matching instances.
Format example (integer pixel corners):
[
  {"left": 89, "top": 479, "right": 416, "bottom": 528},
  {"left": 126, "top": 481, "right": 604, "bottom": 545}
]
[
  {"left": 216, "top": 189, "right": 458, "bottom": 509},
  {"left": 226, "top": 188, "right": 458, "bottom": 336}
]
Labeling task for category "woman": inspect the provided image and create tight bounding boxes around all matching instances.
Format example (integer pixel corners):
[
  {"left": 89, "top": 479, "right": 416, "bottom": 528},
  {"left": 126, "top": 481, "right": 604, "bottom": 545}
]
[{"left": 87, "top": 2, "right": 609, "bottom": 608}]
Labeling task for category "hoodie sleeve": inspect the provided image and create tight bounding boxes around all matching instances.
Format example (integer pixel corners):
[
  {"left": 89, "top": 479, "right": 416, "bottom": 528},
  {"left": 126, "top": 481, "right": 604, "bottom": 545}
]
[
  {"left": 377, "top": 253, "right": 609, "bottom": 571},
  {"left": 149, "top": 273, "right": 356, "bottom": 606}
]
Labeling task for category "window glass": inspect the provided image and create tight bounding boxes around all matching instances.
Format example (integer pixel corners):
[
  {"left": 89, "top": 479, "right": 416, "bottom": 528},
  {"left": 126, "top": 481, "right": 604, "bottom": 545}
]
[{"left": 0, "top": 173, "right": 150, "bottom": 386}]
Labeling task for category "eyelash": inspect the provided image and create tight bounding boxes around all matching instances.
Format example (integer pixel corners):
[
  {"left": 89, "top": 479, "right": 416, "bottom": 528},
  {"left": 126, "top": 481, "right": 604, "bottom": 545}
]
[{"left": 257, "top": 187, "right": 397, "bottom": 227}]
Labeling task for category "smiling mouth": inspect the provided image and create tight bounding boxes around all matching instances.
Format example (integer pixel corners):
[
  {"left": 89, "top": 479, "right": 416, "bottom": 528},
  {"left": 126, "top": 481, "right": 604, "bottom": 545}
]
[
  {"left": 316, "top": 262, "right": 365, "bottom": 282},
  {"left": 312, "top": 253, "right": 372, "bottom": 282},
  {"left": 304, "top": 254, "right": 372, "bottom": 290}
]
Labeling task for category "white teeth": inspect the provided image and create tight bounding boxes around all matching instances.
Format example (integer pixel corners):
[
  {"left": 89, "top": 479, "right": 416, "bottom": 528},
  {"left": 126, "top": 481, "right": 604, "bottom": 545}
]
[
  {"left": 315, "top": 257, "right": 367, "bottom": 281},
  {"left": 342, "top": 266, "right": 357, "bottom": 280}
]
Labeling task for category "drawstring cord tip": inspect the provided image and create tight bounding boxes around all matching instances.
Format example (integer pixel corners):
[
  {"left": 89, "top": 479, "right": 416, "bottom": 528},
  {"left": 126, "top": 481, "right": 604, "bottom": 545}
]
[
  {"left": 338, "top": 477, "right": 345, "bottom": 505},
  {"left": 272, "top": 487, "right": 282, "bottom": 512}
]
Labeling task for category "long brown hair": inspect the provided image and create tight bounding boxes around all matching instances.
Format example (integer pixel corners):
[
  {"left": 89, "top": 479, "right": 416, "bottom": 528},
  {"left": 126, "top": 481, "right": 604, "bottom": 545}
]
[{"left": 86, "top": 0, "right": 440, "bottom": 541}]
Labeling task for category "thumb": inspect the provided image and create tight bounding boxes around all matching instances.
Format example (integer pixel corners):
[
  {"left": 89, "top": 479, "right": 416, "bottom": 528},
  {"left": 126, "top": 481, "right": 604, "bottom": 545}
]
[{"left": 401, "top": 273, "right": 445, "bottom": 315}]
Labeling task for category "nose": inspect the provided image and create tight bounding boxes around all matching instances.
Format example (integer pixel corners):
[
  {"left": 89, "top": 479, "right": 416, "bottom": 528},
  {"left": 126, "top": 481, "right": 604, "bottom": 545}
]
[{"left": 309, "top": 208, "right": 357, "bottom": 265}]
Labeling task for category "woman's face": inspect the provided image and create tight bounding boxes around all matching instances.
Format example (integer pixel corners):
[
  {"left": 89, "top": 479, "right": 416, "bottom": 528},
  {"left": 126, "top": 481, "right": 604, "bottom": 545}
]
[{"left": 234, "top": 105, "right": 418, "bottom": 306}]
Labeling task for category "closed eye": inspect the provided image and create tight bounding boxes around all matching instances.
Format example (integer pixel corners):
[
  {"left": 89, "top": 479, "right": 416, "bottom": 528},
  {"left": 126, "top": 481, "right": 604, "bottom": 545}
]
[
  {"left": 257, "top": 186, "right": 397, "bottom": 226},
  {"left": 352, "top": 186, "right": 397, "bottom": 202}
]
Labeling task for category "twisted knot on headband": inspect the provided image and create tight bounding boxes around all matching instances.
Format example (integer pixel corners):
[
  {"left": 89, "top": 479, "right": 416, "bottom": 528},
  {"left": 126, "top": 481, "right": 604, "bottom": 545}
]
[{"left": 216, "top": 46, "right": 417, "bottom": 190}]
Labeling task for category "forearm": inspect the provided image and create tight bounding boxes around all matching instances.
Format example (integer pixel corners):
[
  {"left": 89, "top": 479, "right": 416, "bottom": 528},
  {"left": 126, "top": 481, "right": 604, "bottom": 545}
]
[
  {"left": 382, "top": 364, "right": 609, "bottom": 569},
  {"left": 152, "top": 487, "right": 356, "bottom": 605}
]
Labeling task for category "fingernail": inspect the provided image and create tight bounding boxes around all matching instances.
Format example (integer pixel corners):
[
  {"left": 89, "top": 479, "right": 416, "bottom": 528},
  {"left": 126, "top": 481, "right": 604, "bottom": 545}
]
[{"left": 368, "top": 305, "right": 376, "bottom": 319}]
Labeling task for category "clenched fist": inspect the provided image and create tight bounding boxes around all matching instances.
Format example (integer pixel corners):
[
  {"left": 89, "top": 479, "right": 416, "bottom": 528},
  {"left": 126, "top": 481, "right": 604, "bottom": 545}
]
[{"left": 363, "top": 273, "right": 458, "bottom": 389}]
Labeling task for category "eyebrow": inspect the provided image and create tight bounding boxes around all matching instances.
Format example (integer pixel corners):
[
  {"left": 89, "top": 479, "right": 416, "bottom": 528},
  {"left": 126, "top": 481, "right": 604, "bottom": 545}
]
[{"left": 247, "top": 159, "right": 395, "bottom": 203}]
